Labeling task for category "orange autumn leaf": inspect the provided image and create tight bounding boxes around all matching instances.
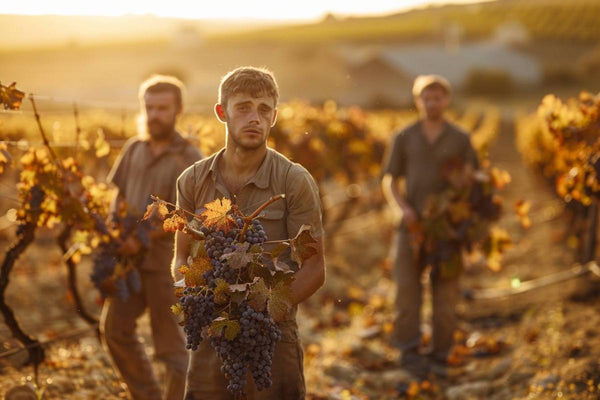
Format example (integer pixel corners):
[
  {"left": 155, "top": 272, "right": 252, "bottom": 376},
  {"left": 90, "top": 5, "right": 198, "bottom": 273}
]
[
  {"left": 200, "top": 198, "right": 236, "bottom": 233},
  {"left": 514, "top": 199, "right": 532, "bottom": 229},
  {"left": 143, "top": 200, "right": 168, "bottom": 220},
  {"left": 0, "top": 81, "right": 25, "bottom": 110},
  {"left": 163, "top": 213, "right": 187, "bottom": 232},
  {"left": 447, "top": 200, "right": 471, "bottom": 223}
]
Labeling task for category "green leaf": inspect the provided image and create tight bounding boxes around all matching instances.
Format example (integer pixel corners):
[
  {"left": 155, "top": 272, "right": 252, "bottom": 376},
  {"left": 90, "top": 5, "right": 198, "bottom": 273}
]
[
  {"left": 248, "top": 277, "right": 268, "bottom": 312},
  {"left": 249, "top": 244, "right": 262, "bottom": 254},
  {"left": 268, "top": 279, "right": 294, "bottom": 322},
  {"left": 214, "top": 278, "right": 230, "bottom": 305},
  {"left": 209, "top": 317, "right": 241, "bottom": 341},
  {"left": 270, "top": 242, "right": 290, "bottom": 258},
  {"left": 290, "top": 225, "right": 318, "bottom": 266},
  {"left": 220, "top": 242, "right": 253, "bottom": 270},
  {"left": 171, "top": 303, "right": 183, "bottom": 316},
  {"left": 230, "top": 291, "right": 247, "bottom": 305}
]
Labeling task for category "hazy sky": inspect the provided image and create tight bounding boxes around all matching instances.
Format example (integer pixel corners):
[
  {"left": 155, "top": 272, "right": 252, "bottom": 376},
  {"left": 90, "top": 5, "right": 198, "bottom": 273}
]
[{"left": 2, "top": 0, "right": 489, "bottom": 21}]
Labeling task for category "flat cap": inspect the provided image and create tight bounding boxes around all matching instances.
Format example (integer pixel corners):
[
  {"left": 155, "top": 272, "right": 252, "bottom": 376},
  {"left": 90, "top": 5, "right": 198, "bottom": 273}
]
[{"left": 412, "top": 74, "right": 451, "bottom": 98}]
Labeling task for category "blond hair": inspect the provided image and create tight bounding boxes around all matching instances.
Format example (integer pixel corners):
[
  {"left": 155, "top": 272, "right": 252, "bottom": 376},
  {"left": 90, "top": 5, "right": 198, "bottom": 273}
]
[{"left": 138, "top": 74, "right": 185, "bottom": 110}]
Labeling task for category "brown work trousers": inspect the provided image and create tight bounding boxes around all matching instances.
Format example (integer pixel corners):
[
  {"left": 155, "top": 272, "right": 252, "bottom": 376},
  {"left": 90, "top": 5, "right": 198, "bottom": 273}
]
[
  {"left": 100, "top": 268, "right": 188, "bottom": 400},
  {"left": 184, "top": 320, "right": 305, "bottom": 400},
  {"left": 391, "top": 229, "right": 461, "bottom": 358}
]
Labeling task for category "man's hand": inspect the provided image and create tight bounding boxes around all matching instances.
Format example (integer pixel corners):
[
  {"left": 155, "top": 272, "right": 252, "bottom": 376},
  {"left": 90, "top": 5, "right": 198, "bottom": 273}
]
[
  {"left": 118, "top": 235, "right": 142, "bottom": 256},
  {"left": 401, "top": 206, "right": 418, "bottom": 226}
]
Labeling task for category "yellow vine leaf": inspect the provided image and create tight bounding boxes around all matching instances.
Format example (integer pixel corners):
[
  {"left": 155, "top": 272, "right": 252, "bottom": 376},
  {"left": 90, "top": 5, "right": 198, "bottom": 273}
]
[{"left": 200, "top": 198, "right": 236, "bottom": 233}]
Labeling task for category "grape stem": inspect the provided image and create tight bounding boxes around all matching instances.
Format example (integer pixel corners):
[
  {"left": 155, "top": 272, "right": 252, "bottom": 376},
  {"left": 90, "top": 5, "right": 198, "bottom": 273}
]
[
  {"left": 239, "top": 194, "right": 285, "bottom": 242},
  {"left": 150, "top": 195, "right": 203, "bottom": 220}
]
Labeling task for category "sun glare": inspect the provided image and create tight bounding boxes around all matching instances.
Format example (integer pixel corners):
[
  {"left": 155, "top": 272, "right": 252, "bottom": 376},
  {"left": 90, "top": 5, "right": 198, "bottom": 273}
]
[{"left": 2, "top": 0, "right": 490, "bottom": 21}]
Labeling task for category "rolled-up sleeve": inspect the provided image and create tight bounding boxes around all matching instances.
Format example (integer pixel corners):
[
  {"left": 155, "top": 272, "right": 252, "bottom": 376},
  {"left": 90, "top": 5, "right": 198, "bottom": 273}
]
[
  {"left": 285, "top": 165, "right": 324, "bottom": 239},
  {"left": 107, "top": 139, "right": 137, "bottom": 192},
  {"left": 176, "top": 165, "right": 196, "bottom": 214}
]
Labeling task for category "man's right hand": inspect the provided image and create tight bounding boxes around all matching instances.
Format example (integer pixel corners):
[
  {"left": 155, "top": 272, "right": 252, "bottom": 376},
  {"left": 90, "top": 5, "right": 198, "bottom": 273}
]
[
  {"left": 118, "top": 235, "right": 142, "bottom": 256},
  {"left": 402, "top": 206, "right": 418, "bottom": 226}
]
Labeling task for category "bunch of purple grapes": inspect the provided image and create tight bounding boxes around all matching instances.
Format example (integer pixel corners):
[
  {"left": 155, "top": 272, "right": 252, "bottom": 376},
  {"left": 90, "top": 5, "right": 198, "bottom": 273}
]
[
  {"left": 209, "top": 302, "right": 281, "bottom": 396},
  {"left": 90, "top": 213, "right": 149, "bottom": 301},
  {"left": 91, "top": 243, "right": 142, "bottom": 301},
  {"left": 180, "top": 287, "right": 215, "bottom": 350},
  {"left": 183, "top": 216, "right": 281, "bottom": 395}
]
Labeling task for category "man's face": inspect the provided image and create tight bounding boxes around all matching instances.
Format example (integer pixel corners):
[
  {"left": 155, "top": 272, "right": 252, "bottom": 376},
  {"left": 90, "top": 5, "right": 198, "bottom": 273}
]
[
  {"left": 220, "top": 92, "right": 277, "bottom": 151},
  {"left": 416, "top": 85, "right": 450, "bottom": 120},
  {"left": 143, "top": 91, "right": 180, "bottom": 140}
]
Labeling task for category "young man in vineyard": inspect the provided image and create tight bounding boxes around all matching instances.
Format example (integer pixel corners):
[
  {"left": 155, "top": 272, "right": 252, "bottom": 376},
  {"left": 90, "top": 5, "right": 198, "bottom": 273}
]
[
  {"left": 173, "top": 66, "right": 325, "bottom": 399},
  {"left": 381, "top": 75, "right": 479, "bottom": 374},
  {"left": 101, "top": 75, "right": 203, "bottom": 400}
]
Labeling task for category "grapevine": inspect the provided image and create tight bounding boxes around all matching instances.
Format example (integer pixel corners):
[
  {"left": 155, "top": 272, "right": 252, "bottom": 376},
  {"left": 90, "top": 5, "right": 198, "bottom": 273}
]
[{"left": 516, "top": 91, "right": 600, "bottom": 260}]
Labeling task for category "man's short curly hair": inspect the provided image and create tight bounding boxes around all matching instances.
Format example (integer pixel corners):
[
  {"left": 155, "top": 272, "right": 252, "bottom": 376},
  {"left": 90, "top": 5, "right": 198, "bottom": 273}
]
[{"left": 218, "top": 66, "right": 279, "bottom": 108}]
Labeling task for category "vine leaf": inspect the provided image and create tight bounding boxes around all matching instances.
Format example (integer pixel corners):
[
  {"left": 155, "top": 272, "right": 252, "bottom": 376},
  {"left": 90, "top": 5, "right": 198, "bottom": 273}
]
[
  {"left": 214, "top": 278, "right": 230, "bottom": 305},
  {"left": 209, "top": 317, "right": 241, "bottom": 341},
  {"left": 143, "top": 199, "right": 169, "bottom": 220},
  {"left": 272, "top": 257, "right": 292, "bottom": 273},
  {"left": 163, "top": 212, "right": 187, "bottom": 232},
  {"left": 171, "top": 303, "right": 183, "bottom": 316},
  {"left": 490, "top": 167, "right": 511, "bottom": 190},
  {"left": 220, "top": 242, "right": 253, "bottom": 270},
  {"left": 447, "top": 200, "right": 471, "bottom": 223},
  {"left": 515, "top": 200, "right": 531, "bottom": 229},
  {"left": 268, "top": 279, "right": 294, "bottom": 322},
  {"left": 290, "top": 225, "right": 317, "bottom": 265},
  {"left": 94, "top": 129, "right": 110, "bottom": 158},
  {"left": 179, "top": 252, "right": 212, "bottom": 287},
  {"left": 484, "top": 227, "right": 513, "bottom": 272},
  {"left": 200, "top": 198, "right": 236, "bottom": 233},
  {"left": 248, "top": 277, "right": 269, "bottom": 312},
  {"left": 270, "top": 242, "right": 290, "bottom": 258},
  {"left": 0, "top": 81, "right": 25, "bottom": 110}
]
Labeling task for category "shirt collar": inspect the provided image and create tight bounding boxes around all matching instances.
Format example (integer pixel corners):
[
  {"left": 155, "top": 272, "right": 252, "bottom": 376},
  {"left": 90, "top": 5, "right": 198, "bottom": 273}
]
[
  {"left": 246, "top": 148, "right": 273, "bottom": 189},
  {"left": 141, "top": 131, "right": 187, "bottom": 152},
  {"left": 208, "top": 147, "right": 273, "bottom": 189}
]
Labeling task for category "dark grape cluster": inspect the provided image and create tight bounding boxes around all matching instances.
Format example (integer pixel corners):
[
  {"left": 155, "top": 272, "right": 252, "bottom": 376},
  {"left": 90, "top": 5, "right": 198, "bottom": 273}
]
[
  {"left": 205, "top": 226, "right": 239, "bottom": 285},
  {"left": 90, "top": 212, "right": 150, "bottom": 301},
  {"left": 181, "top": 216, "right": 281, "bottom": 395},
  {"left": 239, "top": 302, "right": 281, "bottom": 390},
  {"left": 90, "top": 244, "right": 118, "bottom": 294},
  {"left": 209, "top": 302, "right": 281, "bottom": 395},
  {"left": 244, "top": 219, "right": 268, "bottom": 245},
  {"left": 211, "top": 334, "right": 248, "bottom": 394},
  {"left": 181, "top": 287, "right": 215, "bottom": 351},
  {"left": 91, "top": 244, "right": 144, "bottom": 301}
]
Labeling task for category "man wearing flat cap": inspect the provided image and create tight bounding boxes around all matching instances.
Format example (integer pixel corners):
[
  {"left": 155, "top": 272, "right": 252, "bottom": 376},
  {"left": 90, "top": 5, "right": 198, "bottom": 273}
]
[{"left": 381, "top": 74, "right": 479, "bottom": 374}]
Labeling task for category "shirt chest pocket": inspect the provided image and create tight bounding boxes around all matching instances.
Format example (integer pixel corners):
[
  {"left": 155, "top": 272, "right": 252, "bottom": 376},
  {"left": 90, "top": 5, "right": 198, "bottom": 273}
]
[{"left": 257, "top": 208, "right": 286, "bottom": 242}]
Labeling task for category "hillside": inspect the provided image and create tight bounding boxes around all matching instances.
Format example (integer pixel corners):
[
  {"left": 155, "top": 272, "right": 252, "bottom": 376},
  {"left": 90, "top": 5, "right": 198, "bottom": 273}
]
[{"left": 209, "top": 0, "right": 600, "bottom": 45}]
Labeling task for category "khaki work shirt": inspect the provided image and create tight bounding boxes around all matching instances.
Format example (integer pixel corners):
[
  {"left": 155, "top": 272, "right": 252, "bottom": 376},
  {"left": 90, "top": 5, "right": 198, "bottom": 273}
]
[
  {"left": 382, "top": 120, "right": 479, "bottom": 215},
  {"left": 177, "top": 147, "right": 324, "bottom": 243},
  {"left": 108, "top": 132, "right": 202, "bottom": 270}
]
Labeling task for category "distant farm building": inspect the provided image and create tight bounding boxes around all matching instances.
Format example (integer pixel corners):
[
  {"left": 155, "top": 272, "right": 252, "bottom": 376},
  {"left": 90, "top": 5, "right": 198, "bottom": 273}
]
[{"left": 338, "top": 41, "right": 542, "bottom": 105}]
